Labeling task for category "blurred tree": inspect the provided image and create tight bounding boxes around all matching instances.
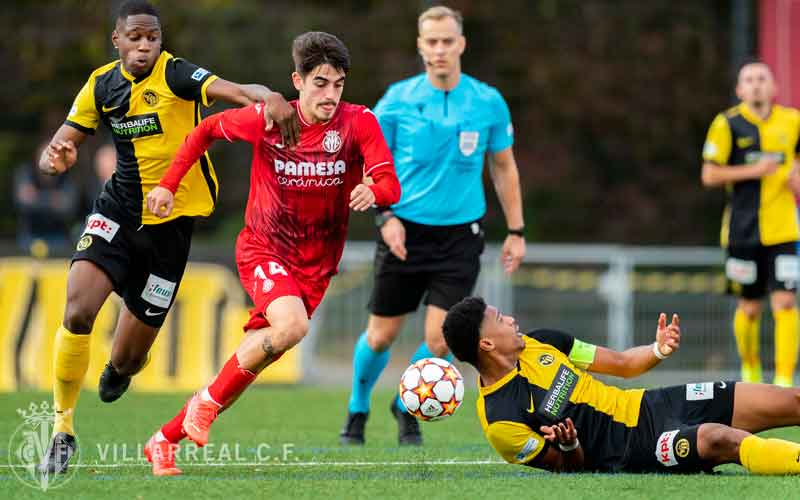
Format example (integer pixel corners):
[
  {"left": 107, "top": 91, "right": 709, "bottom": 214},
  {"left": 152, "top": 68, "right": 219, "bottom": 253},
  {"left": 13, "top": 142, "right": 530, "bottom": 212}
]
[{"left": 0, "top": 0, "right": 740, "bottom": 245}]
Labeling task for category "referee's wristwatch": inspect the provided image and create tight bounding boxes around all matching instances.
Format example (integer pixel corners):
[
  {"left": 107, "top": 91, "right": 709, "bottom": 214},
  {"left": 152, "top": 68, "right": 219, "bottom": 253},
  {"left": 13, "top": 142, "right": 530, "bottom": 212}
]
[
  {"left": 375, "top": 209, "right": 395, "bottom": 228},
  {"left": 508, "top": 226, "right": 525, "bottom": 238}
]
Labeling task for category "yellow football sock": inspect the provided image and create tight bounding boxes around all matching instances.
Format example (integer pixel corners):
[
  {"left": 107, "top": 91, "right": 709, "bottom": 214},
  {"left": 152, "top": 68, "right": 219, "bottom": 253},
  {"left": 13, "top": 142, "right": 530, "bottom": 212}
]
[
  {"left": 739, "top": 434, "right": 800, "bottom": 474},
  {"left": 774, "top": 307, "right": 798, "bottom": 387},
  {"left": 53, "top": 326, "right": 91, "bottom": 436},
  {"left": 733, "top": 308, "right": 761, "bottom": 382}
]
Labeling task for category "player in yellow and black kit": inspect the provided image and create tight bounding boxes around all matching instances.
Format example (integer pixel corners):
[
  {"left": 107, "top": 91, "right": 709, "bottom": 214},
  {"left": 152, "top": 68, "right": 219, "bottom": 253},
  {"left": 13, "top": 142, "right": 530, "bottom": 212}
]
[
  {"left": 702, "top": 61, "right": 800, "bottom": 387},
  {"left": 36, "top": 1, "right": 300, "bottom": 475},
  {"left": 443, "top": 296, "right": 800, "bottom": 474}
]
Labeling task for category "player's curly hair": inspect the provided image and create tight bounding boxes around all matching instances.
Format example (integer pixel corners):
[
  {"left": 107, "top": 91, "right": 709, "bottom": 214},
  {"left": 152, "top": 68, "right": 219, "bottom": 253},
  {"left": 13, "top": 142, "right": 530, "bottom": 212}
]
[
  {"left": 292, "top": 32, "right": 350, "bottom": 77},
  {"left": 442, "top": 296, "right": 487, "bottom": 368},
  {"left": 118, "top": 0, "right": 159, "bottom": 21}
]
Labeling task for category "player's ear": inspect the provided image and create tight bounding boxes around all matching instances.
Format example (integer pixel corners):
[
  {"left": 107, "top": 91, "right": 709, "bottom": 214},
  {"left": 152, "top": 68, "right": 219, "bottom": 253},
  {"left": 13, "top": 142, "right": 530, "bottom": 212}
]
[
  {"left": 457, "top": 35, "right": 466, "bottom": 56},
  {"left": 291, "top": 72, "right": 303, "bottom": 92},
  {"left": 478, "top": 337, "right": 494, "bottom": 353},
  {"left": 111, "top": 30, "right": 119, "bottom": 50}
]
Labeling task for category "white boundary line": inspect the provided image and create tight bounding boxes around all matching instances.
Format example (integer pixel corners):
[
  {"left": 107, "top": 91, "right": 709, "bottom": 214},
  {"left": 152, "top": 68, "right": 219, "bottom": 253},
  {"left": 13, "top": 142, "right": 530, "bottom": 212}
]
[{"left": 0, "top": 460, "right": 504, "bottom": 469}]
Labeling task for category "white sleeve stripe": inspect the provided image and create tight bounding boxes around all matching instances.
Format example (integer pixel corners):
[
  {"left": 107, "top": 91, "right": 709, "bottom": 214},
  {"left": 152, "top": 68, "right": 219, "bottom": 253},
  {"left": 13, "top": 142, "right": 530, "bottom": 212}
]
[
  {"left": 364, "top": 161, "right": 390, "bottom": 176},
  {"left": 218, "top": 121, "right": 233, "bottom": 143}
]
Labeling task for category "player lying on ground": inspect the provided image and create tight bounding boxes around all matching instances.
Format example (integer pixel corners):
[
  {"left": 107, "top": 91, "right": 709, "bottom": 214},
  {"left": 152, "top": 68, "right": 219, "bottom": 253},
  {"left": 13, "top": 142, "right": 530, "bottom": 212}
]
[
  {"left": 140, "top": 31, "right": 401, "bottom": 476},
  {"left": 442, "top": 296, "right": 800, "bottom": 474},
  {"left": 36, "top": 0, "right": 298, "bottom": 475}
]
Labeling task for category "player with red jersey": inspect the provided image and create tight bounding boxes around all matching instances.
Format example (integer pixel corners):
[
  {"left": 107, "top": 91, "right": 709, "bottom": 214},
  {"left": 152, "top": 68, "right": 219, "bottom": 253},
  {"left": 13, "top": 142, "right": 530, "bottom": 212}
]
[{"left": 140, "top": 31, "right": 400, "bottom": 476}]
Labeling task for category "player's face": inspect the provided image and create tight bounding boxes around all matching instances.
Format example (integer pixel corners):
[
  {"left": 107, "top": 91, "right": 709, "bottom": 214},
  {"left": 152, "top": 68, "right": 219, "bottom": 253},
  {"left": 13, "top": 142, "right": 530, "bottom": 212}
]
[
  {"left": 481, "top": 305, "right": 525, "bottom": 355},
  {"left": 293, "top": 64, "right": 345, "bottom": 124},
  {"left": 736, "top": 63, "right": 776, "bottom": 107},
  {"left": 417, "top": 17, "right": 465, "bottom": 80},
  {"left": 112, "top": 14, "right": 162, "bottom": 77}
]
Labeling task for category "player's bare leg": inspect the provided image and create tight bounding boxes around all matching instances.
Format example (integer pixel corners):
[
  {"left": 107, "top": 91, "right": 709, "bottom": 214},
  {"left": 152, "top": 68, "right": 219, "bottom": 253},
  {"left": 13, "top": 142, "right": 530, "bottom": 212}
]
[
  {"left": 697, "top": 419, "right": 800, "bottom": 474},
  {"left": 39, "top": 260, "right": 114, "bottom": 474},
  {"left": 181, "top": 296, "right": 309, "bottom": 447},
  {"left": 731, "top": 383, "right": 800, "bottom": 432},
  {"left": 98, "top": 306, "right": 159, "bottom": 402},
  {"left": 341, "top": 314, "right": 406, "bottom": 445}
]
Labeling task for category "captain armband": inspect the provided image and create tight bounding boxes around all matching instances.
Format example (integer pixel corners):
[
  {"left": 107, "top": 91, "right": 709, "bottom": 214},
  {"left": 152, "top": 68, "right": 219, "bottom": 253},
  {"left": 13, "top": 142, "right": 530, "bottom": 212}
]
[{"left": 568, "top": 339, "right": 597, "bottom": 370}]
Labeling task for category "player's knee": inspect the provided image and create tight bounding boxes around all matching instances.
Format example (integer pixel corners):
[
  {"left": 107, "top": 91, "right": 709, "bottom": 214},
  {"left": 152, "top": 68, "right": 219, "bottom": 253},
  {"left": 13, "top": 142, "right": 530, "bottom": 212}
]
[
  {"left": 424, "top": 334, "right": 449, "bottom": 358},
  {"left": 737, "top": 301, "right": 762, "bottom": 319},
  {"left": 697, "top": 424, "right": 743, "bottom": 463},
  {"left": 771, "top": 294, "right": 796, "bottom": 312},
  {"left": 111, "top": 352, "right": 148, "bottom": 377},
  {"left": 273, "top": 315, "right": 309, "bottom": 350},
  {"left": 62, "top": 302, "right": 97, "bottom": 334},
  {"left": 366, "top": 319, "right": 403, "bottom": 351}
]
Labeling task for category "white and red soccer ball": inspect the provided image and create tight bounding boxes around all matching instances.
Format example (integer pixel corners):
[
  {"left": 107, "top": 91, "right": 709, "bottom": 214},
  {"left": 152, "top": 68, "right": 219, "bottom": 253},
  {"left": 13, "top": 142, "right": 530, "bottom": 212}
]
[{"left": 398, "top": 357, "right": 464, "bottom": 421}]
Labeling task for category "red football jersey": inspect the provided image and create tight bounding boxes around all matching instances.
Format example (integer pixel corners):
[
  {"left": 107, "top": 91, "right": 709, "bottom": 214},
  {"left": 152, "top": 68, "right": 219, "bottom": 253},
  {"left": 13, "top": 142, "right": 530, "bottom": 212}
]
[{"left": 161, "top": 101, "right": 400, "bottom": 280}]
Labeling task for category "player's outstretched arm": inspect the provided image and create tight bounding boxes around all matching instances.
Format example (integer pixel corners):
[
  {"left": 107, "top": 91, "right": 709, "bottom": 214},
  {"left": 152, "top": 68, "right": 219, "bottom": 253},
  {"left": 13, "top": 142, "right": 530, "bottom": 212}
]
[
  {"left": 586, "top": 313, "right": 681, "bottom": 378},
  {"left": 206, "top": 79, "right": 300, "bottom": 148},
  {"left": 39, "top": 125, "right": 88, "bottom": 175}
]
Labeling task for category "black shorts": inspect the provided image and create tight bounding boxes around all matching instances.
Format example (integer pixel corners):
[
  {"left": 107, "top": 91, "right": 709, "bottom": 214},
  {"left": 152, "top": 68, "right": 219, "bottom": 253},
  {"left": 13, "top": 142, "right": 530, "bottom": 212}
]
[
  {"left": 725, "top": 242, "right": 799, "bottom": 299},
  {"left": 623, "top": 381, "right": 737, "bottom": 473},
  {"left": 368, "top": 217, "right": 484, "bottom": 316},
  {"left": 71, "top": 211, "right": 194, "bottom": 328}
]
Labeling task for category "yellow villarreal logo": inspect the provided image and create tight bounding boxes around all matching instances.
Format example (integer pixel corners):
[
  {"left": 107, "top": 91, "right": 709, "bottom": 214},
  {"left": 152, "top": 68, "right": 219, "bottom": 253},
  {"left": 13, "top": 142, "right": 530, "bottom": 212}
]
[
  {"left": 675, "top": 438, "right": 690, "bottom": 458},
  {"left": 143, "top": 90, "right": 159, "bottom": 107},
  {"left": 538, "top": 353, "right": 554, "bottom": 366},
  {"left": 76, "top": 235, "right": 93, "bottom": 251}
]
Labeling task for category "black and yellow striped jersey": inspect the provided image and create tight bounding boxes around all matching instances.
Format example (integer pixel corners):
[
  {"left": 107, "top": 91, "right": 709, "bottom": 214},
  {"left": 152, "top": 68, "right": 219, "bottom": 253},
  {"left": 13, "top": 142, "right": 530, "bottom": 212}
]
[
  {"left": 477, "top": 330, "right": 645, "bottom": 471},
  {"left": 65, "top": 50, "right": 219, "bottom": 225},
  {"left": 702, "top": 103, "right": 800, "bottom": 247}
]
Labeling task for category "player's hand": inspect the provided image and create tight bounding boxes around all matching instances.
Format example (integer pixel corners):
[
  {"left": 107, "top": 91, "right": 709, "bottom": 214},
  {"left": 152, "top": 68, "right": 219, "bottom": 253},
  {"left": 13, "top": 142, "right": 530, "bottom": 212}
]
[
  {"left": 44, "top": 140, "right": 78, "bottom": 175},
  {"left": 146, "top": 186, "right": 175, "bottom": 218},
  {"left": 540, "top": 417, "right": 578, "bottom": 447},
  {"left": 381, "top": 216, "right": 407, "bottom": 261},
  {"left": 349, "top": 184, "right": 375, "bottom": 212},
  {"left": 501, "top": 234, "right": 525, "bottom": 274},
  {"left": 264, "top": 92, "right": 301, "bottom": 148},
  {"left": 655, "top": 312, "right": 681, "bottom": 357},
  {"left": 754, "top": 157, "right": 779, "bottom": 178}
]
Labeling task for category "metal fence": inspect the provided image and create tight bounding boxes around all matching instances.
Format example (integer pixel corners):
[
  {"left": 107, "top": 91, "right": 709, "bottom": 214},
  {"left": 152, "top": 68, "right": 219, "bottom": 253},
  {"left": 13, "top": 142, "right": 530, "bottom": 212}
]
[{"left": 306, "top": 242, "right": 775, "bottom": 387}]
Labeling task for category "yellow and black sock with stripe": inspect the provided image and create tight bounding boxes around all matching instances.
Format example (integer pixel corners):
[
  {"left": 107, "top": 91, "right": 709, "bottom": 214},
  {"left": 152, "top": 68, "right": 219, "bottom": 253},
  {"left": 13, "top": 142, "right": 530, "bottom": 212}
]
[
  {"left": 733, "top": 308, "right": 761, "bottom": 383},
  {"left": 774, "top": 307, "right": 798, "bottom": 387},
  {"left": 739, "top": 434, "right": 800, "bottom": 475},
  {"left": 53, "top": 325, "right": 91, "bottom": 436}
]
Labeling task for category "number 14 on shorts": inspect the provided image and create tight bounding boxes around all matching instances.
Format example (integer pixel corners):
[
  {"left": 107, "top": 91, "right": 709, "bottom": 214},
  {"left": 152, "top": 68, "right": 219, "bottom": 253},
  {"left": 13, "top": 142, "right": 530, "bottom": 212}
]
[{"left": 254, "top": 262, "right": 288, "bottom": 293}]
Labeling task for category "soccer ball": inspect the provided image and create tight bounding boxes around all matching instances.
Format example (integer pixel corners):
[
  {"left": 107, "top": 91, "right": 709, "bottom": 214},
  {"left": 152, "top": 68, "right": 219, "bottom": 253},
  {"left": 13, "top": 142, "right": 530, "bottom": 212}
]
[{"left": 398, "top": 357, "right": 464, "bottom": 421}]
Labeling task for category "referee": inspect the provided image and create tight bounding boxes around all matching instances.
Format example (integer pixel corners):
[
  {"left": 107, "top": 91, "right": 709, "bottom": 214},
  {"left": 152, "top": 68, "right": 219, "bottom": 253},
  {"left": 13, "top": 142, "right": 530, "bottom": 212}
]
[
  {"left": 341, "top": 6, "right": 526, "bottom": 446},
  {"left": 701, "top": 61, "right": 800, "bottom": 387}
]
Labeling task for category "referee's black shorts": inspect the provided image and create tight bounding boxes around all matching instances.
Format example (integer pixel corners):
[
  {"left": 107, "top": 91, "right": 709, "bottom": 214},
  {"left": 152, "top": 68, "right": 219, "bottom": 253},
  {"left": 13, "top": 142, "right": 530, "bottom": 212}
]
[
  {"left": 622, "top": 381, "right": 737, "bottom": 473},
  {"left": 368, "top": 217, "right": 485, "bottom": 317}
]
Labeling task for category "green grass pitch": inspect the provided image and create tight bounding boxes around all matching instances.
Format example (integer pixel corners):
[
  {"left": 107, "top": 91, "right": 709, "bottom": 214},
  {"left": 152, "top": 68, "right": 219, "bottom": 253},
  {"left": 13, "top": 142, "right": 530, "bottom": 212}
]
[{"left": 1, "top": 388, "right": 799, "bottom": 499}]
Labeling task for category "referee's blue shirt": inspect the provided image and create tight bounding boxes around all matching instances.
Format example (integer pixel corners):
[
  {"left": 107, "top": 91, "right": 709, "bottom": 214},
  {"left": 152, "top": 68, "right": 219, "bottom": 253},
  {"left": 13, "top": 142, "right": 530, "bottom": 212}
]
[{"left": 374, "top": 73, "right": 514, "bottom": 226}]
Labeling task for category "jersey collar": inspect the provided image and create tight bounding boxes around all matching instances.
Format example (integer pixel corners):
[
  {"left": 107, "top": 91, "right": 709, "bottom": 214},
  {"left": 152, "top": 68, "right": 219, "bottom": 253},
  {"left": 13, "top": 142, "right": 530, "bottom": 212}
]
[
  {"left": 118, "top": 51, "right": 166, "bottom": 84},
  {"left": 739, "top": 102, "right": 773, "bottom": 124},
  {"left": 478, "top": 363, "right": 519, "bottom": 396}
]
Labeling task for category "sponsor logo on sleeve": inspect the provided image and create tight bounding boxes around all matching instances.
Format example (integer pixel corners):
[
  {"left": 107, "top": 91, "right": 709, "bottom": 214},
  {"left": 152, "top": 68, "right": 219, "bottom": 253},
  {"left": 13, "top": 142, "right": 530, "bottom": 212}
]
[
  {"left": 83, "top": 214, "right": 120, "bottom": 242},
  {"left": 702, "top": 142, "right": 717, "bottom": 158},
  {"left": 191, "top": 68, "right": 210, "bottom": 81},
  {"left": 656, "top": 430, "right": 679, "bottom": 466},
  {"left": 685, "top": 382, "right": 714, "bottom": 401},
  {"left": 515, "top": 436, "right": 540, "bottom": 462},
  {"left": 537, "top": 365, "right": 578, "bottom": 422},
  {"left": 141, "top": 274, "right": 177, "bottom": 308}
]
